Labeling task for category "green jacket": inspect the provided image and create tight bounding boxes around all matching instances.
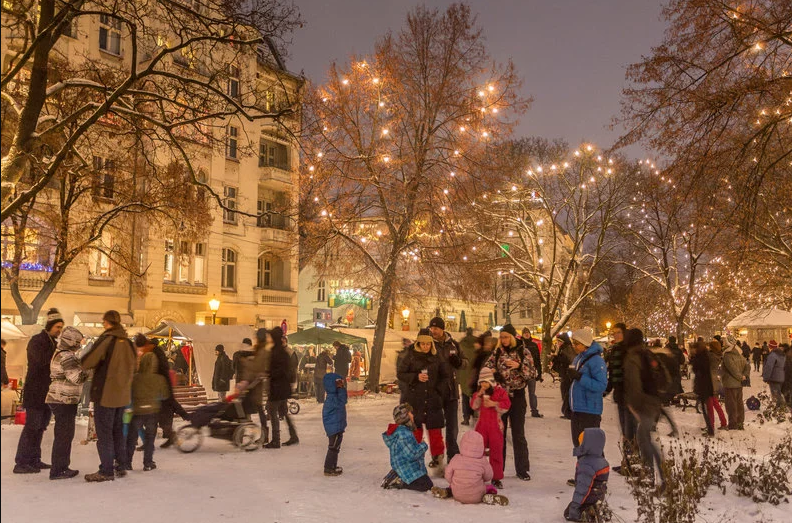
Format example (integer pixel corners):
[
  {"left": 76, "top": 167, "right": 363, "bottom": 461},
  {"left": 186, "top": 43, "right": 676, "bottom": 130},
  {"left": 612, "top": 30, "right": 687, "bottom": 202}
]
[
  {"left": 457, "top": 334, "right": 478, "bottom": 396},
  {"left": 131, "top": 352, "right": 171, "bottom": 415},
  {"left": 721, "top": 345, "right": 749, "bottom": 389}
]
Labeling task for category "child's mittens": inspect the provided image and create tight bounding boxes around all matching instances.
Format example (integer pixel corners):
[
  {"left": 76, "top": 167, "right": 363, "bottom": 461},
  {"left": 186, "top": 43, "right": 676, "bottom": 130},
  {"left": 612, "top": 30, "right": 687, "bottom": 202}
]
[
  {"left": 486, "top": 484, "right": 498, "bottom": 495},
  {"left": 564, "top": 502, "right": 582, "bottom": 521}
]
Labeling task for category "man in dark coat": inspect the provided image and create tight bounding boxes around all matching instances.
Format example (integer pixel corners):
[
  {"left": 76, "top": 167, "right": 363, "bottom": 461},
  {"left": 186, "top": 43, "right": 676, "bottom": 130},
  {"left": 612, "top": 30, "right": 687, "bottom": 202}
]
[
  {"left": 233, "top": 338, "right": 254, "bottom": 383},
  {"left": 751, "top": 342, "right": 763, "bottom": 372},
  {"left": 212, "top": 345, "right": 233, "bottom": 401},
  {"left": 264, "top": 327, "right": 298, "bottom": 448},
  {"left": 603, "top": 323, "right": 634, "bottom": 470},
  {"left": 522, "top": 328, "right": 543, "bottom": 418},
  {"left": 333, "top": 341, "right": 352, "bottom": 379},
  {"left": 429, "top": 316, "right": 466, "bottom": 462},
  {"left": 314, "top": 347, "right": 334, "bottom": 403},
  {"left": 14, "top": 308, "right": 64, "bottom": 473}
]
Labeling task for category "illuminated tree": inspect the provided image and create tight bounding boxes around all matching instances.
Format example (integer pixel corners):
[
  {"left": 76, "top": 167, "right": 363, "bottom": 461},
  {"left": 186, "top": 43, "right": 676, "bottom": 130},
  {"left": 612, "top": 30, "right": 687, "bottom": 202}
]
[{"left": 300, "top": 4, "right": 528, "bottom": 389}]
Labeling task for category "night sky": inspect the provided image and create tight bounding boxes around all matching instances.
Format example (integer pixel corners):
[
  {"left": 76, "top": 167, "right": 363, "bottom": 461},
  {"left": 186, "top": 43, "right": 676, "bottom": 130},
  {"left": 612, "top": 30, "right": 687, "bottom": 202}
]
[{"left": 286, "top": 0, "right": 667, "bottom": 156}]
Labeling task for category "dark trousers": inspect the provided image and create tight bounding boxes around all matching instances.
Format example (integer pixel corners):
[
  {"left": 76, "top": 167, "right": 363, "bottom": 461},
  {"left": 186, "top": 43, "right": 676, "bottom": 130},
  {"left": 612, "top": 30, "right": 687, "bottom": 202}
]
[
  {"left": 15, "top": 405, "right": 51, "bottom": 466},
  {"left": 571, "top": 412, "right": 602, "bottom": 447},
  {"left": 617, "top": 402, "right": 637, "bottom": 443},
  {"left": 527, "top": 379, "right": 539, "bottom": 414},
  {"left": 404, "top": 474, "right": 433, "bottom": 492},
  {"left": 461, "top": 393, "right": 473, "bottom": 422},
  {"left": 126, "top": 414, "right": 158, "bottom": 466},
  {"left": 724, "top": 387, "right": 745, "bottom": 429},
  {"left": 324, "top": 432, "right": 344, "bottom": 470},
  {"left": 267, "top": 400, "right": 296, "bottom": 444},
  {"left": 158, "top": 398, "right": 189, "bottom": 439},
  {"left": 95, "top": 405, "right": 126, "bottom": 476},
  {"left": 753, "top": 360, "right": 760, "bottom": 372},
  {"left": 444, "top": 399, "right": 460, "bottom": 460},
  {"left": 501, "top": 387, "right": 530, "bottom": 475},
  {"left": 560, "top": 378, "right": 572, "bottom": 418},
  {"left": 49, "top": 403, "right": 77, "bottom": 473},
  {"left": 636, "top": 412, "right": 664, "bottom": 482},
  {"left": 315, "top": 379, "right": 326, "bottom": 403}
]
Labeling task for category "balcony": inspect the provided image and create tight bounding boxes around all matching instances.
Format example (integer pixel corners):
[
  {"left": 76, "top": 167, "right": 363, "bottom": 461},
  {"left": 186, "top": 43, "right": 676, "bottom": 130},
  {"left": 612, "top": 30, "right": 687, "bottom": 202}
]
[
  {"left": 256, "top": 288, "right": 296, "bottom": 306},
  {"left": 259, "top": 226, "right": 293, "bottom": 245},
  {"left": 259, "top": 166, "right": 292, "bottom": 188},
  {"left": 163, "top": 281, "right": 208, "bottom": 295},
  {"left": 1, "top": 273, "right": 45, "bottom": 290}
]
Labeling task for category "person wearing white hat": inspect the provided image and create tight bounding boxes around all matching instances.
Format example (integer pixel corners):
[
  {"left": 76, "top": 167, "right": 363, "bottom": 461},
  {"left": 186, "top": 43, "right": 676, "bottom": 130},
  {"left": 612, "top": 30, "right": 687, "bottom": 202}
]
[{"left": 568, "top": 328, "right": 607, "bottom": 453}]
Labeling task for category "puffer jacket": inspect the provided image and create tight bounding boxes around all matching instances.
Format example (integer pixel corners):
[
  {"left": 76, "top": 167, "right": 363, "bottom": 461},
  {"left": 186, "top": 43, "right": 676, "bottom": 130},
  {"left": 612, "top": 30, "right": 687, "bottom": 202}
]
[
  {"left": 397, "top": 344, "right": 448, "bottom": 429},
  {"left": 763, "top": 348, "right": 786, "bottom": 384},
  {"left": 383, "top": 423, "right": 428, "bottom": 484},
  {"left": 484, "top": 341, "right": 536, "bottom": 392},
  {"left": 471, "top": 384, "right": 510, "bottom": 432},
  {"left": 444, "top": 430, "right": 493, "bottom": 504},
  {"left": 322, "top": 372, "right": 347, "bottom": 436},
  {"left": 22, "top": 330, "right": 58, "bottom": 408},
  {"left": 81, "top": 326, "right": 137, "bottom": 408},
  {"left": 570, "top": 428, "right": 610, "bottom": 508},
  {"left": 569, "top": 342, "right": 608, "bottom": 415},
  {"left": 131, "top": 352, "right": 170, "bottom": 415},
  {"left": 721, "top": 344, "right": 749, "bottom": 389},
  {"left": 46, "top": 346, "right": 88, "bottom": 405}
]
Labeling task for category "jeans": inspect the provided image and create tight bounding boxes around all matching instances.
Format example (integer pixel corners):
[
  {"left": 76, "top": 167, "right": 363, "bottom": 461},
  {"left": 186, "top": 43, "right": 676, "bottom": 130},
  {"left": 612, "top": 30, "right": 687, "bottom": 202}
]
[
  {"left": 95, "top": 405, "right": 126, "bottom": 476},
  {"left": 571, "top": 412, "right": 602, "bottom": 447},
  {"left": 617, "top": 402, "right": 637, "bottom": 443},
  {"left": 769, "top": 382, "right": 786, "bottom": 406},
  {"left": 461, "top": 393, "right": 473, "bottom": 422},
  {"left": 315, "top": 379, "right": 325, "bottom": 403},
  {"left": 444, "top": 399, "right": 460, "bottom": 460},
  {"left": 527, "top": 379, "right": 539, "bottom": 414},
  {"left": 15, "top": 405, "right": 51, "bottom": 466},
  {"left": 560, "top": 378, "right": 572, "bottom": 418},
  {"left": 324, "top": 432, "right": 343, "bottom": 470},
  {"left": 267, "top": 400, "right": 296, "bottom": 444},
  {"left": 127, "top": 414, "right": 158, "bottom": 466},
  {"left": 636, "top": 412, "right": 664, "bottom": 483},
  {"left": 49, "top": 403, "right": 77, "bottom": 472},
  {"left": 501, "top": 387, "right": 530, "bottom": 475}
]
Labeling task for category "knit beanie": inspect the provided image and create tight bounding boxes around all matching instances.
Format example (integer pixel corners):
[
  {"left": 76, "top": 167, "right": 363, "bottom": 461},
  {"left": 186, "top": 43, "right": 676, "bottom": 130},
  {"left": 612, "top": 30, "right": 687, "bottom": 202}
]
[
  {"left": 57, "top": 326, "right": 83, "bottom": 350},
  {"left": 392, "top": 403, "right": 413, "bottom": 426},
  {"left": 477, "top": 367, "right": 496, "bottom": 385},
  {"left": 45, "top": 308, "right": 64, "bottom": 331},
  {"left": 428, "top": 317, "right": 445, "bottom": 331},
  {"left": 501, "top": 324, "right": 517, "bottom": 338}
]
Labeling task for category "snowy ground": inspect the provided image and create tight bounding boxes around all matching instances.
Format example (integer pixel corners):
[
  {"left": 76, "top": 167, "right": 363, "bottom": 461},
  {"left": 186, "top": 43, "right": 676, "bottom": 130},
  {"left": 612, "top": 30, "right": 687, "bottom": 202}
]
[{"left": 2, "top": 377, "right": 789, "bottom": 523}]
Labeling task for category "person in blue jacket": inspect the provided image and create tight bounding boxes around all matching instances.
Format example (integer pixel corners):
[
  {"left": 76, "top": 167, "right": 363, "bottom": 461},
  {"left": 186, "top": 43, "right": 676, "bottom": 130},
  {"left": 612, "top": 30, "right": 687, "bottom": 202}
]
[
  {"left": 322, "top": 372, "right": 347, "bottom": 476},
  {"left": 382, "top": 403, "right": 433, "bottom": 492},
  {"left": 565, "top": 428, "right": 610, "bottom": 522},
  {"left": 568, "top": 329, "right": 608, "bottom": 448}
]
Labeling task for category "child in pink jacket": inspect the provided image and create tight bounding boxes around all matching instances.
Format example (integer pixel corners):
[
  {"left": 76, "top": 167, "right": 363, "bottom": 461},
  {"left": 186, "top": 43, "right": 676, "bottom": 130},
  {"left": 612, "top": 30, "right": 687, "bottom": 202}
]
[
  {"left": 471, "top": 367, "right": 511, "bottom": 487},
  {"left": 432, "top": 430, "right": 508, "bottom": 505}
]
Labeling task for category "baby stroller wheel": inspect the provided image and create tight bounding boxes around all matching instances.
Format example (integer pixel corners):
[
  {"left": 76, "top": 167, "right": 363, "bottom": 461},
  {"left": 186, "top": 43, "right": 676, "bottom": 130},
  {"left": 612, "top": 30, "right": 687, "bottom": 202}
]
[
  {"left": 233, "top": 422, "right": 261, "bottom": 450},
  {"left": 288, "top": 400, "right": 300, "bottom": 415},
  {"left": 175, "top": 426, "right": 204, "bottom": 453}
]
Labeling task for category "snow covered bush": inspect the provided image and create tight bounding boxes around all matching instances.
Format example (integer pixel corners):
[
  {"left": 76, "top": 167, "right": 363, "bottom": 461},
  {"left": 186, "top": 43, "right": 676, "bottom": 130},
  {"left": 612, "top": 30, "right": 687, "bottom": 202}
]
[{"left": 730, "top": 435, "right": 792, "bottom": 505}]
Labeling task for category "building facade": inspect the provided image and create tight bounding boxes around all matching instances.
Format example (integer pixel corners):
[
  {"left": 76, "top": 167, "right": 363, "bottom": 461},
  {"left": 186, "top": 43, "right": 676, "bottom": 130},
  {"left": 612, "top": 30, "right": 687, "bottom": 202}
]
[{"left": 1, "top": 9, "right": 301, "bottom": 329}]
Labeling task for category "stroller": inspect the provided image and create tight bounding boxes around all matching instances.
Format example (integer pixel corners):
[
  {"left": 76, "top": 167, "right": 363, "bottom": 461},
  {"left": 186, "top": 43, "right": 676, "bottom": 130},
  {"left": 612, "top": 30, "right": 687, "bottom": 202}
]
[{"left": 175, "top": 381, "right": 262, "bottom": 453}]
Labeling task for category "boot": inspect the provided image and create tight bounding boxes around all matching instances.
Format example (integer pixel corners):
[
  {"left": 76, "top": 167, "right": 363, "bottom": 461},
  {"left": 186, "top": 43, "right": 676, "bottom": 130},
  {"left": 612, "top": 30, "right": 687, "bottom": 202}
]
[
  {"left": 283, "top": 436, "right": 300, "bottom": 446},
  {"left": 324, "top": 467, "right": 343, "bottom": 476},
  {"left": 482, "top": 493, "right": 509, "bottom": 506},
  {"left": 50, "top": 468, "right": 80, "bottom": 480},
  {"left": 491, "top": 479, "right": 504, "bottom": 489},
  {"left": 431, "top": 486, "right": 450, "bottom": 499},
  {"left": 380, "top": 469, "right": 399, "bottom": 489},
  {"left": 531, "top": 411, "right": 543, "bottom": 418},
  {"left": 264, "top": 440, "right": 281, "bottom": 449},
  {"left": 84, "top": 471, "right": 114, "bottom": 482},
  {"left": 428, "top": 455, "right": 442, "bottom": 468},
  {"left": 13, "top": 464, "right": 41, "bottom": 474}
]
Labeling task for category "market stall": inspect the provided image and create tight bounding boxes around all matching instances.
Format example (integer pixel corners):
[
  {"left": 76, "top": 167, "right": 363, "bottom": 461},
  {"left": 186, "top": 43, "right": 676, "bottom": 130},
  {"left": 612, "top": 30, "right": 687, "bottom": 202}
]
[
  {"left": 287, "top": 327, "right": 370, "bottom": 394},
  {"left": 1, "top": 320, "right": 28, "bottom": 417},
  {"left": 727, "top": 309, "right": 792, "bottom": 346}
]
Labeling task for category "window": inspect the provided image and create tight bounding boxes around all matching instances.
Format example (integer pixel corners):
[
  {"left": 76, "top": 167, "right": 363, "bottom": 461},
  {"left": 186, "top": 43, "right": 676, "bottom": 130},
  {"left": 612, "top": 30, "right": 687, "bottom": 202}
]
[
  {"left": 88, "top": 233, "right": 112, "bottom": 278},
  {"left": 92, "top": 156, "right": 116, "bottom": 200},
  {"left": 257, "top": 199, "right": 272, "bottom": 228},
  {"left": 193, "top": 243, "right": 205, "bottom": 284},
  {"left": 163, "top": 239, "right": 175, "bottom": 281},
  {"left": 519, "top": 308, "right": 527, "bottom": 319},
  {"left": 263, "top": 89, "right": 277, "bottom": 111},
  {"left": 316, "top": 280, "right": 326, "bottom": 303},
  {"left": 61, "top": 17, "right": 77, "bottom": 38},
  {"left": 228, "top": 65, "right": 240, "bottom": 99},
  {"left": 223, "top": 186, "right": 237, "bottom": 224},
  {"left": 221, "top": 248, "right": 236, "bottom": 289},
  {"left": 258, "top": 138, "right": 289, "bottom": 170},
  {"left": 257, "top": 257, "right": 271, "bottom": 288},
  {"left": 177, "top": 240, "right": 190, "bottom": 282},
  {"left": 226, "top": 126, "right": 238, "bottom": 159},
  {"left": 99, "top": 14, "right": 121, "bottom": 55}
]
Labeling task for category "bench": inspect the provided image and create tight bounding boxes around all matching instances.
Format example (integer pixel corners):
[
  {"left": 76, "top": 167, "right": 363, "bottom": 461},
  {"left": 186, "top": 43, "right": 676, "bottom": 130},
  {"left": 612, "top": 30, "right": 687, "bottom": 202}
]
[{"left": 674, "top": 392, "right": 700, "bottom": 413}]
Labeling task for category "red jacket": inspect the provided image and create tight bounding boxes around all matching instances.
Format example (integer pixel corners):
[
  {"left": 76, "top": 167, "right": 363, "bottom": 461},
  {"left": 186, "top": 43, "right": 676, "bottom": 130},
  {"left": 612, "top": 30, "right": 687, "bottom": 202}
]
[{"left": 471, "top": 385, "right": 511, "bottom": 431}]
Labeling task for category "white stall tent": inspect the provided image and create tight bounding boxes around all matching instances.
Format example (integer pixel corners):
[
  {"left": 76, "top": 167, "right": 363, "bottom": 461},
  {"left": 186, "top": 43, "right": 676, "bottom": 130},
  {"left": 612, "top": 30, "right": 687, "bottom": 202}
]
[
  {"left": 727, "top": 308, "right": 792, "bottom": 346},
  {"left": 1, "top": 320, "right": 29, "bottom": 416},
  {"left": 147, "top": 322, "right": 256, "bottom": 390}
]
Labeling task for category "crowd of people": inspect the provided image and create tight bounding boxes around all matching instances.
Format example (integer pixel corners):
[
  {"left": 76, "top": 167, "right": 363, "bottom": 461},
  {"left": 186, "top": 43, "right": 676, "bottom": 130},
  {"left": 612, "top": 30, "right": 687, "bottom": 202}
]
[{"left": 5, "top": 308, "right": 791, "bottom": 520}]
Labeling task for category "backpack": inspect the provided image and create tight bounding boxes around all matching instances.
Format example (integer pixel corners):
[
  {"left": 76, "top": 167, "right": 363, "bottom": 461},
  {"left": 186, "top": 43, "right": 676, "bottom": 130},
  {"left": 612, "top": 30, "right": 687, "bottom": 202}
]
[
  {"left": 640, "top": 349, "right": 673, "bottom": 402},
  {"left": 746, "top": 395, "right": 760, "bottom": 411}
]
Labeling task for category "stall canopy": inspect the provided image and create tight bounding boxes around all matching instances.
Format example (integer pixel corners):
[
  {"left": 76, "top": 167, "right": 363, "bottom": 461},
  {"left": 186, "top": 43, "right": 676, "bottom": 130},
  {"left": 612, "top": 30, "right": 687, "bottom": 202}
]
[
  {"left": 1, "top": 320, "right": 29, "bottom": 385},
  {"left": 727, "top": 308, "right": 792, "bottom": 329},
  {"left": 1, "top": 319, "right": 26, "bottom": 340},
  {"left": 287, "top": 327, "right": 368, "bottom": 347},
  {"left": 75, "top": 312, "right": 134, "bottom": 327},
  {"left": 147, "top": 322, "right": 255, "bottom": 390}
]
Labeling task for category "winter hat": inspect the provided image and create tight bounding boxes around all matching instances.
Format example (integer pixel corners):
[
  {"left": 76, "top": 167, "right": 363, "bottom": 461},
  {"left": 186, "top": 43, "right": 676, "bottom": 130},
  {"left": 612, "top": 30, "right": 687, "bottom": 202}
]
[
  {"left": 57, "top": 326, "right": 83, "bottom": 349},
  {"left": 709, "top": 340, "right": 722, "bottom": 353},
  {"left": 416, "top": 328, "right": 433, "bottom": 344},
  {"left": 255, "top": 328, "right": 268, "bottom": 343},
  {"left": 501, "top": 324, "right": 517, "bottom": 338},
  {"left": 393, "top": 403, "right": 413, "bottom": 425},
  {"left": 103, "top": 310, "right": 122, "bottom": 326},
  {"left": 768, "top": 340, "right": 779, "bottom": 350},
  {"left": 428, "top": 317, "right": 445, "bottom": 331},
  {"left": 242, "top": 338, "right": 252, "bottom": 346},
  {"left": 45, "top": 308, "right": 64, "bottom": 331},
  {"left": 478, "top": 367, "right": 496, "bottom": 386},
  {"left": 571, "top": 328, "right": 594, "bottom": 348},
  {"left": 723, "top": 335, "right": 738, "bottom": 351},
  {"left": 215, "top": 344, "right": 225, "bottom": 353}
]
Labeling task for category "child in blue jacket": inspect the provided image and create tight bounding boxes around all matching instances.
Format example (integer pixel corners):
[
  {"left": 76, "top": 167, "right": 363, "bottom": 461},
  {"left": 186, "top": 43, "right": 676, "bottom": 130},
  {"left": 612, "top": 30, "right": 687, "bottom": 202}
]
[
  {"left": 322, "top": 372, "right": 347, "bottom": 476},
  {"left": 382, "top": 403, "right": 433, "bottom": 492},
  {"left": 565, "top": 427, "right": 610, "bottom": 522}
]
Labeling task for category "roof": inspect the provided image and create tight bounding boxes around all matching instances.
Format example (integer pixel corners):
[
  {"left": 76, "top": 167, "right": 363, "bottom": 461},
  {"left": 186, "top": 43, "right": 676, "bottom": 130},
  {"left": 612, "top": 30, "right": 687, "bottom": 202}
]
[
  {"left": 1, "top": 319, "right": 27, "bottom": 340},
  {"left": 147, "top": 321, "right": 255, "bottom": 343},
  {"left": 727, "top": 309, "right": 792, "bottom": 329},
  {"left": 287, "top": 327, "right": 368, "bottom": 346},
  {"left": 75, "top": 312, "right": 134, "bottom": 326}
]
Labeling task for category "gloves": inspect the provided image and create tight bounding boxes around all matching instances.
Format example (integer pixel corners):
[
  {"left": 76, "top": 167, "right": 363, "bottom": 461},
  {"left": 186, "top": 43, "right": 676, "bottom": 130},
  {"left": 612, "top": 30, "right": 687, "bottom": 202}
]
[
  {"left": 568, "top": 369, "right": 582, "bottom": 381},
  {"left": 564, "top": 502, "right": 582, "bottom": 521}
]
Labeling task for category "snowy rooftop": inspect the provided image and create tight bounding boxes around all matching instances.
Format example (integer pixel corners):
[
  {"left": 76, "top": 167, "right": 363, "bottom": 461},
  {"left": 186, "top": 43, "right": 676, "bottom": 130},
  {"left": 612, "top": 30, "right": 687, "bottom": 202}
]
[{"left": 727, "top": 308, "right": 792, "bottom": 328}]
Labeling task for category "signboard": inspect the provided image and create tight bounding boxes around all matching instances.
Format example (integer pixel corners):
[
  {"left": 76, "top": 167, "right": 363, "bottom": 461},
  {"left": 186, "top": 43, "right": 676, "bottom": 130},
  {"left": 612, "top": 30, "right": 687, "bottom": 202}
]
[
  {"left": 328, "top": 290, "right": 373, "bottom": 310},
  {"left": 313, "top": 308, "right": 332, "bottom": 322}
]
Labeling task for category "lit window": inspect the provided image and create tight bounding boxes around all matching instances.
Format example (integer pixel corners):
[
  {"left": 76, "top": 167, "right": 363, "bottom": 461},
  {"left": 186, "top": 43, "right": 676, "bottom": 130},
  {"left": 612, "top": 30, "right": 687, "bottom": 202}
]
[
  {"left": 163, "top": 239, "right": 175, "bottom": 281},
  {"left": 89, "top": 233, "right": 112, "bottom": 278},
  {"left": 317, "top": 280, "right": 326, "bottom": 302},
  {"left": 193, "top": 243, "right": 205, "bottom": 284}
]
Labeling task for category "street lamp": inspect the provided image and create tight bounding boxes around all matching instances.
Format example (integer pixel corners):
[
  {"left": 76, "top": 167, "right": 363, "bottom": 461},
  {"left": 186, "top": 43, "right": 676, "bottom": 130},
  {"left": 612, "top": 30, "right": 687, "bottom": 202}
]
[
  {"left": 209, "top": 297, "right": 221, "bottom": 325},
  {"left": 606, "top": 321, "right": 612, "bottom": 331},
  {"left": 401, "top": 308, "right": 410, "bottom": 331}
]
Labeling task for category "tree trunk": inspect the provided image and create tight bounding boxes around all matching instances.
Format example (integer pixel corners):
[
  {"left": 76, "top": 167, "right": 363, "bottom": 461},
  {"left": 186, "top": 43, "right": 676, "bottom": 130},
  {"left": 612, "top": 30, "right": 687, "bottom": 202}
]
[
  {"left": 366, "top": 268, "right": 397, "bottom": 392},
  {"left": 9, "top": 269, "right": 64, "bottom": 324},
  {"left": 675, "top": 317, "right": 685, "bottom": 348}
]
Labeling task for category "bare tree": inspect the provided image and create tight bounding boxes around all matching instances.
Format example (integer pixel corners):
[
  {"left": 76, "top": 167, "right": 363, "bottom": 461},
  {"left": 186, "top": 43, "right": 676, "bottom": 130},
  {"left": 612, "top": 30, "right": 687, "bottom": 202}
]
[
  {"left": 1, "top": 0, "right": 302, "bottom": 220},
  {"left": 300, "top": 4, "right": 528, "bottom": 389}
]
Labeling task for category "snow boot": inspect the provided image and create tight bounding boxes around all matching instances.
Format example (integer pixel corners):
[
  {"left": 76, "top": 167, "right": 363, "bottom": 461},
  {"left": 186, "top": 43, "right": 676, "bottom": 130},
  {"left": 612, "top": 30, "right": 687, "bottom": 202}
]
[
  {"left": 143, "top": 462, "right": 157, "bottom": 472},
  {"left": 324, "top": 467, "right": 343, "bottom": 477},
  {"left": 482, "top": 493, "right": 509, "bottom": 506},
  {"left": 567, "top": 478, "right": 576, "bottom": 486},
  {"left": 516, "top": 472, "right": 531, "bottom": 481},
  {"left": 428, "top": 455, "right": 445, "bottom": 477},
  {"left": 381, "top": 469, "right": 399, "bottom": 489},
  {"left": 50, "top": 468, "right": 79, "bottom": 480},
  {"left": 431, "top": 486, "right": 451, "bottom": 499},
  {"left": 491, "top": 479, "right": 504, "bottom": 489},
  {"left": 85, "top": 471, "right": 114, "bottom": 482}
]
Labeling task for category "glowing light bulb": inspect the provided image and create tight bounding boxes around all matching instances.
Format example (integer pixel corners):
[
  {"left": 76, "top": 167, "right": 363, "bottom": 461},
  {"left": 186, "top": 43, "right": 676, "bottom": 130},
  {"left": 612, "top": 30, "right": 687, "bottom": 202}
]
[
  {"left": 460, "top": 126, "right": 466, "bottom": 132},
  {"left": 342, "top": 79, "right": 349, "bottom": 85},
  {"left": 382, "top": 129, "right": 389, "bottom": 136},
  {"left": 373, "top": 77, "right": 380, "bottom": 84}
]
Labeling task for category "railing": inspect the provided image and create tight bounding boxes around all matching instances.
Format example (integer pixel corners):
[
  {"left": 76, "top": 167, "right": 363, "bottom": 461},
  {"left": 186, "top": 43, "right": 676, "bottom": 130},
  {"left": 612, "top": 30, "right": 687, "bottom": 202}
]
[
  {"left": 162, "top": 282, "right": 208, "bottom": 295},
  {"left": 259, "top": 289, "right": 295, "bottom": 305},
  {"left": 1, "top": 273, "right": 45, "bottom": 290},
  {"left": 259, "top": 166, "right": 293, "bottom": 186}
]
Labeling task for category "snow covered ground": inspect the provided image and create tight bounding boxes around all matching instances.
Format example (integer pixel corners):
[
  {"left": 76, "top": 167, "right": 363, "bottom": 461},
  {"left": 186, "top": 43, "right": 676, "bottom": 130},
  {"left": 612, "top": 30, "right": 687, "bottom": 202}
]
[{"left": 2, "top": 378, "right": 789, "bottom": 523}]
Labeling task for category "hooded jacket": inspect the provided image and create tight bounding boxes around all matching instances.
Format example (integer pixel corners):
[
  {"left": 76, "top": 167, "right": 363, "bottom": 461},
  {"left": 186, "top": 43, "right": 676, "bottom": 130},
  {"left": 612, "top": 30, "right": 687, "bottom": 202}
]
[
  {"left": 571, "top": 428, "right": 610, "bottom": 507},
  {"left": 604, "top": 341, "right": 627, "bottom": 405},
  {"left": 444, "top": 430, "right": 494, "bottom": 504},
  {"left": 81, "top": 325, "right": 137, "bottom": 408},
  {"left": 397, "top": 343, "right": 448, "bottom": 429},
  {"left": 46, "top": 341, "right": 88, "bottom": 405},
  {"left": 22, "top": 330, "right": 58, "bottom": 408},
  {"left": 322, "top": 372, "right": 348, "bottom": 436},
  {"left": 484, "top": 335, "right": 536, "bottom": 392},
  {"left": 569, "top": 342, "right": 608, "bottom": 415},
  {"left": 383, "top": 423, "right": 428, "bottom": 484},
  {"left": 131, "top": 352, "right": 170, "bottom": 415},
  {"left": 471, "top": 384, "right": 510, "bottom": 432},
  {"left": 763, "top": 348, "right": 786, "bottom": 384},
  {"left": 721, "top": 342, "right": 750, "bottom": 389}
]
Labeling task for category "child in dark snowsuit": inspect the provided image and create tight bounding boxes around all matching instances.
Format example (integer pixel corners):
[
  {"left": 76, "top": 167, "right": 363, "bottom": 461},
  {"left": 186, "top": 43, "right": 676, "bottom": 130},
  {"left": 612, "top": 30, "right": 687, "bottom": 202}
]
[
  {"left": 322, "top": 372, "right": 347, "bottom": 476},
  {"left": 382, "top": 403, "right": 433, "bottom": 492},
  {"left": 565, "top": 427, "right": 610, "bottom": 522},
  {"left": 470, "top": 367, "right": 511, "bottom": 487}
]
